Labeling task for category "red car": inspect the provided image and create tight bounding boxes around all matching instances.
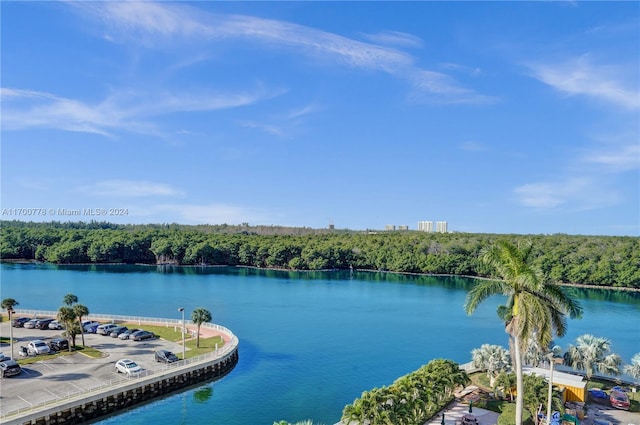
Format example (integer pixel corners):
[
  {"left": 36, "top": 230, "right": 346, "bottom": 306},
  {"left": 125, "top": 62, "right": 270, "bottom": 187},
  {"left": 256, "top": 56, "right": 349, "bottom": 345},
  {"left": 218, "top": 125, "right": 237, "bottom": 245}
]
[{"left": 609, "top": 390, "right": 630, "bottom": 410}]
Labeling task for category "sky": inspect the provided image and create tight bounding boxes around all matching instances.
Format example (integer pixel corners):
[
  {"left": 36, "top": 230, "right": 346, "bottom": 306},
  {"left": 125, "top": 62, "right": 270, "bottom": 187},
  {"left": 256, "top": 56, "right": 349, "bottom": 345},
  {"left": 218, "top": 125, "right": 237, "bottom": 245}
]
[{"left": 1, "top": 1, "right": 639, "bottom": 236}]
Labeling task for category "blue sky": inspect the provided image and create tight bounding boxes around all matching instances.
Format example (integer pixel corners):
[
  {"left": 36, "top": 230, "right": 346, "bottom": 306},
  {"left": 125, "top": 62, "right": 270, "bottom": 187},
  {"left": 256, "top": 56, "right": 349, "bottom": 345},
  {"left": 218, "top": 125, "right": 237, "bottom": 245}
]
[{"left": 1, "top": 1, "right": 638, "bottom": 236}]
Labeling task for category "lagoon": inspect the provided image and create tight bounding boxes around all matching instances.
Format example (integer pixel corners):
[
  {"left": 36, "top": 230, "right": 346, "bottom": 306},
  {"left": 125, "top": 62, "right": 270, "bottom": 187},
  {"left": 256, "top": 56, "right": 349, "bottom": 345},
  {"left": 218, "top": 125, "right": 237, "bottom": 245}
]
[{"left": 1, "top": 263, "right": 639, "bottom": 424}]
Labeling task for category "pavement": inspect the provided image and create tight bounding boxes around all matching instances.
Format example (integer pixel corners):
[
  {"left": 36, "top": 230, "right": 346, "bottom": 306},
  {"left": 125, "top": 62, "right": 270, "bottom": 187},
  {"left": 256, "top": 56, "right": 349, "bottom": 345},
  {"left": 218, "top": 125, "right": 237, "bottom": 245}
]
[
  {"left": 0, "top": 319, "right": 227, "bottom": 419},
  {"left": 424, "top": 401, "right": 499, "bottom": 425}
]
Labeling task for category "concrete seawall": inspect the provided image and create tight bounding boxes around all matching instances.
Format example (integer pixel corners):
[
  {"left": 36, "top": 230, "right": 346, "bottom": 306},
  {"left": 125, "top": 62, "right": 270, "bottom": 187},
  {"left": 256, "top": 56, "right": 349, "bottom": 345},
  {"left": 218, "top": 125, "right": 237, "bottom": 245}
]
[{"left": 1, "top": 312, "right": 239, "bottom": 425}]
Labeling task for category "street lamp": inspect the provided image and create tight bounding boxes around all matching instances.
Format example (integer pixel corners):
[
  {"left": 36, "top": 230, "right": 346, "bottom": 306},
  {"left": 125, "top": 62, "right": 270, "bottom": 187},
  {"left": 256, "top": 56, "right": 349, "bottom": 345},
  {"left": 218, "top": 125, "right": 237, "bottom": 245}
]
[
  {"left": 7, "top": 307, "right": 15, "bottom": 359},
  {"left": 546, "top": 352, "right": 557, "bottom": 425},
  {"left": 178, "top": 308, "right": 185, "bottom": 361}
]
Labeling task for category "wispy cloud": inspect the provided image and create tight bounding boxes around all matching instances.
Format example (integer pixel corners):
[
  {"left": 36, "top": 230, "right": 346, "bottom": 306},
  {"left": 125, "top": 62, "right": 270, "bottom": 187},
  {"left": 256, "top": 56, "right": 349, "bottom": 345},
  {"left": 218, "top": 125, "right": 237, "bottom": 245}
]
[
  {"left": 514, "top": 177, "right": 619, "bottom": 210},
  {"left": 459, "top": 141, "right": 487, "bottom": 152},
  {"left": 526, "top": 55, "right": 639, "bottom": 110},
  {"left": 73, "top": 2, "right": 488, "bottom": 104},
  {"left": 1, "top": 87, "right": 279, "bottom": 136},
  {"left": 582, "top": 143, "right": 639, "bottom": 171},
  {"left": 139, "top": 203, "right": 276, "bottom": 225},
  {"left": 360, "top": 30, "right": 423, "bottom": 48},
  {"left": 237, "top": 120, "right": 285, "bottom": 137},
  {"left": 79, "top": 180, "right": 183, "bottom": 198}
]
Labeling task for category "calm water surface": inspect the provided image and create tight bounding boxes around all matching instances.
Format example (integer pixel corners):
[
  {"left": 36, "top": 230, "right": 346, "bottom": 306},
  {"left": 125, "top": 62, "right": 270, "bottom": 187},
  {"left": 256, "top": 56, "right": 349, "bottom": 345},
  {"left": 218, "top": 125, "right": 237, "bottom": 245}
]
[{"left": 1, "top": 263, "right": 639, "bottom": 424}]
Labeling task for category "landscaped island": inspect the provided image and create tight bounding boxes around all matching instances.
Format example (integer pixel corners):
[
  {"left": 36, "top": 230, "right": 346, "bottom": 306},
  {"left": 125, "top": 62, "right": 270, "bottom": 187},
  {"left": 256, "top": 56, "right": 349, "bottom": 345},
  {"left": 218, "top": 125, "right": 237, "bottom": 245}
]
[{"left": 1, "top": 221, "right": 639, "bottom": 289}]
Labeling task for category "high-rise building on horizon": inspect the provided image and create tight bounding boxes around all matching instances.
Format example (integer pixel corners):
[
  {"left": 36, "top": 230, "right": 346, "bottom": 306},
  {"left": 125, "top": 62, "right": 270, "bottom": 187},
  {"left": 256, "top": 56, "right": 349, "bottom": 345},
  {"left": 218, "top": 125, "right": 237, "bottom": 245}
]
[
  {"left": 436, "top": 221, "right": 448, "bottom": 233},
  {"left": 418, "top": 221, "right": 433, "bottom": 232}
]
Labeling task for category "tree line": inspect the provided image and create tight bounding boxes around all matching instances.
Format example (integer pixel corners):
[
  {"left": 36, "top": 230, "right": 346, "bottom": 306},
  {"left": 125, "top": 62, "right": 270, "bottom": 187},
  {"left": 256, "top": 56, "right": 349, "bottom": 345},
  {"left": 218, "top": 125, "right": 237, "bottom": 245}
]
[{"left": 1, "top": 220, "right": 638, "bottom": 288}]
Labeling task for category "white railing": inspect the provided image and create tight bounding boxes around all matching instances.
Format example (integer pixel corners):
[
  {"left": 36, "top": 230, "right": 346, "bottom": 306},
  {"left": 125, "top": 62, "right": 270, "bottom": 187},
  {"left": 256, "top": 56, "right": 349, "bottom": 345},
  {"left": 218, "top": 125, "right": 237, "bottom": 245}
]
[{"left": 1, "top": 311, "right": 239, "bottom": 421}]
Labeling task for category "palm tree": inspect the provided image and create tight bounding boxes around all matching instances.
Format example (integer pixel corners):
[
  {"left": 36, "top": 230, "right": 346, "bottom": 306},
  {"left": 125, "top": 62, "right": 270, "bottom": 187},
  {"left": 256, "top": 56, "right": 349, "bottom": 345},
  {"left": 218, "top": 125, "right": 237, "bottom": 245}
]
[
  {"left": 57, "top": 306, "right": 77, "bottom": 349},
  {"left": 2, "top": 298, "right": 19, "bottom": 358},
  {"left": 464, "top": 239, "right": 582, "bottom": 425},
  {"left": 471, "top": 343, "right": 511, "bottom": 387},
  {"left": 623, "top": 353, "right": 640, "bottom": 385},
  {"left": 73, "top": 304, "right": 90, "bottom": 346},
  {"left": 191, "top": 307, "right": 212, "bottom": 348},
  {"left": 564, "top": 334, "right": 622, "bottom": 383},
  {"left": 63, "top": 293, "right": 78, "bottom": 306}
]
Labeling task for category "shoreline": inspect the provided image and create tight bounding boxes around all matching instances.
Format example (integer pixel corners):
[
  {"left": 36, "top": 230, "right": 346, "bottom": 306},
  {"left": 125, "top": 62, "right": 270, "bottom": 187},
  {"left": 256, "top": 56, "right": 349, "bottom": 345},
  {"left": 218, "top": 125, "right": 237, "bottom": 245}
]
[{"left": 2, "top": 259, "right": 639, "bottom": 293}]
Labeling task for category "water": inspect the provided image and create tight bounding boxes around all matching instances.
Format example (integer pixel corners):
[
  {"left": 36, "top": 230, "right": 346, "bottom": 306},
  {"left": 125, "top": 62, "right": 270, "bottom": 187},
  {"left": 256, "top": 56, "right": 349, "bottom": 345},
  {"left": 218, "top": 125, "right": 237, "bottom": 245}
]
[{"left": 1, "top": 263, "right": 639, "bottom": 424}]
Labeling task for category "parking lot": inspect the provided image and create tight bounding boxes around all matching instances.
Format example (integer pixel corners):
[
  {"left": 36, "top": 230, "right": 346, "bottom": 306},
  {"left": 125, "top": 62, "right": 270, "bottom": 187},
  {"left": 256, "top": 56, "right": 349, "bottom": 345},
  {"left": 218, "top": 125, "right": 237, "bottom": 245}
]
[{"left": 0, "top": 320, "right": 188, "bottom": 416}]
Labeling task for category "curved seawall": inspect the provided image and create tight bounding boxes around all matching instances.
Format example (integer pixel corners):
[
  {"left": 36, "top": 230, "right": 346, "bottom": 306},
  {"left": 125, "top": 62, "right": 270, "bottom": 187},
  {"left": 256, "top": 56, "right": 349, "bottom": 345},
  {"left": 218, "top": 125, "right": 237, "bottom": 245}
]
[{"left": 1, "top": 312, "right": 239, "bottom": 425}]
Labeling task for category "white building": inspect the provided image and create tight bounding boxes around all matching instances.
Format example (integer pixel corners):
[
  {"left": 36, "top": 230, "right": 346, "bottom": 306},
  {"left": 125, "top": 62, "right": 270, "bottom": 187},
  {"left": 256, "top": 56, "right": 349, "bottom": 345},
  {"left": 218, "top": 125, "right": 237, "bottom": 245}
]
[
  {"left": 418, "top": 221, "right": 433, "bottom": 232},
  {"left": 436, "top": 221, "right": 448, "bottom": 233}
]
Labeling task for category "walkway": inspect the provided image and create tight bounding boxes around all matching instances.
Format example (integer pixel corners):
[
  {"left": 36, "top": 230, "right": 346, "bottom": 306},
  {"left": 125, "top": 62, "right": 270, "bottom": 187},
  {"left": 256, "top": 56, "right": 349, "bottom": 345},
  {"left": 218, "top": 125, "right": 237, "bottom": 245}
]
[{"left": 424, "top": 401, "right": 500, "bottom": 425}]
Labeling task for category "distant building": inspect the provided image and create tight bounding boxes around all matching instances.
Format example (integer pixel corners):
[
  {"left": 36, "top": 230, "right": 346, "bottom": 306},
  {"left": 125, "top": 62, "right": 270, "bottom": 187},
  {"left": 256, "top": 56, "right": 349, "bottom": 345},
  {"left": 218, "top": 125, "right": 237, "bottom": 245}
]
[
  {"left": 385, "top": 224, "right": 396, "bottom": 231},
  {"left": 398, "top": 225, "right": 409, "bottom": 231},
  {"left": 418, "top": 221, "right": 433, "bottom": 232},
  {"left": 436, "top": 221, "right": 448, "bottom": 233}
]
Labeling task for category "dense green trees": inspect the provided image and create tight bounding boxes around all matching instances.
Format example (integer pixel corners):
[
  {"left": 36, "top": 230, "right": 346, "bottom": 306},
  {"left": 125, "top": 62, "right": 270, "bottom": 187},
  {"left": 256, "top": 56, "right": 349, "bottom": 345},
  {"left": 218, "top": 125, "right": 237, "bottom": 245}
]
[
  {"left": 340, "top": 359, "right": 469, "bottom": 425},
  {"left": 1, "top": 221, "right": 639, "bottom": 289}
]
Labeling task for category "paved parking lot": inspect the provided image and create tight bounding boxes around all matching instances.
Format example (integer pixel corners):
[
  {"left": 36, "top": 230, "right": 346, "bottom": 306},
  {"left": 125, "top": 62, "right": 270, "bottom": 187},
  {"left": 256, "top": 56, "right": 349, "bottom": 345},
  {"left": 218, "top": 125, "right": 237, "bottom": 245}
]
[{"left": 0, "top": 321, "right": 187, "bottom": 417}]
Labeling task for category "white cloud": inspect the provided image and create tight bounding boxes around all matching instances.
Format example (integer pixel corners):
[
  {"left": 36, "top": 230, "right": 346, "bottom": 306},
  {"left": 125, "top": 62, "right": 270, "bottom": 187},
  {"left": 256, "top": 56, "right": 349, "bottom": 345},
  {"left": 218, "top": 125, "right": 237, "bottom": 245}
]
[
  {"left": 514, "top": 177, "right": 619, "bottom": 210},
  {"left": 140, "top": 203, "right": 276, "bottom": 225},
  {"left": 1, "top": 87, "right": 279, "bottom": 136},
  {"left": 238, "top": 120, "right": 285, "bottom": 137},
  {"left": 582, "top": 143, "right": 639, "bottom": 171},
  {"left": 527, "top": 55, "right": 639, "bottom": 110},
  {"left": 360, "top": 30, "right": 423, "bottom": 48},
  {"left": 73, "top": 2, "right": 488, "bottom": 104},
  {"left": 79, "top": 180, "right": 182, "bottom": 198},
  {"left": 459, "top": 141, "right": 487, "bottom": 152}
]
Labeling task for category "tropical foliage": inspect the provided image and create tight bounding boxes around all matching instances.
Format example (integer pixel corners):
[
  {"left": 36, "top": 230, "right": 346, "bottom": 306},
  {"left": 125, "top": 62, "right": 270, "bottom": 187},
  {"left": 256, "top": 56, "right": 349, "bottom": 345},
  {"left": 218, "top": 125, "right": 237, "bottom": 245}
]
[
  {"left": 341, "top": 358, "right": 469, "bottom": 425},
  {"left": 191, "top": 307, "right": 212, "bottom": 348},
  {"left": 471, "top": 344, "right": 511, "bottom": 387},
  {"left": 1, "top": 220, "right": 639, "bottom": 288},
  {"left": 563, "top": 334, "right": 622, "bottom": 382},
  {"left": 464, "top": 240, "right": 582, "bottom": 425},
  {"left": 623, "top": 353, "right": 640, "bottom": 384},
  {"left": 56, "top": 293, "right": 90, "bottom": 349}
]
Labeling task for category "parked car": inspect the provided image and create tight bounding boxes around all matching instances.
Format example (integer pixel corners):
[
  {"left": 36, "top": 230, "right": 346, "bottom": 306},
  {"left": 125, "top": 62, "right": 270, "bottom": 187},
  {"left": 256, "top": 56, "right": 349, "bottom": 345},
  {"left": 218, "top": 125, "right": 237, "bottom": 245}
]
[
  {"left": 27, "top": 339, "right": 51, "bottom": 355},
  {"left": 115, "top": 359, "right": 142, "bottom": 377},
  {"left": 588, "top": 388, "right": 609, "bottom": 404},
  {"left": 49, "top": 338, "right": 70, "bottom": 352},
  {"left": 118, "top": 329, "right": 142, "bottom": 340},
  {"left": 0, "top": 359, "right": 22, "bottom": 377},
  {"left": 131, "top": 330, "right": 156, "bottom": 341},
  {"left": 82, "top": 321, "right": 101, "bottom": 332},
  {"left": 97, "top": 323, "right": 119, "bottom": 336},
  {"left": 155, "top": 349, "right": 179, "bottom": 363},
  {"left": 24, "top": 319, "right": 39, "bottom": 329},
  {"left": 35, "top": 318, "right": 55, "bottom": 329},
  {"left": 12, "top": 317, "right": 30, "bottom": 327},
  {"left": 109, "top": 326, "right": 128, "bottom": 338},
  {"left": 48, "top": 320, "right": 65, "bottom": 330},
  {"left": 610, "top": 389, "right": 630, "bottom": 410},
  {"left": 84, "top": 323, "right": 101, "bottom": 333}
]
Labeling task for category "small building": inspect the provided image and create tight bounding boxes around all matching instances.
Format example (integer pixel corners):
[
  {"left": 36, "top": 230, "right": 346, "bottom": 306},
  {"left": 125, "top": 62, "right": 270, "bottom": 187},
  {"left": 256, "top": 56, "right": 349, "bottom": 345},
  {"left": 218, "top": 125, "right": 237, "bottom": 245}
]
[{"left": 523, "top": 366, "right": 587, "bottom": 402}]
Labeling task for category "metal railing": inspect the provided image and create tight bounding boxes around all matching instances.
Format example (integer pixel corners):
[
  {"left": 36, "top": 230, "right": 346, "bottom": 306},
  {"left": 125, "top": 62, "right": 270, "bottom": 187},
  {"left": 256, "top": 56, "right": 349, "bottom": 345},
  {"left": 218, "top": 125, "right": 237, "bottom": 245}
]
[{"left": 1, "top": 311, "right": 239, "bottom": 421}]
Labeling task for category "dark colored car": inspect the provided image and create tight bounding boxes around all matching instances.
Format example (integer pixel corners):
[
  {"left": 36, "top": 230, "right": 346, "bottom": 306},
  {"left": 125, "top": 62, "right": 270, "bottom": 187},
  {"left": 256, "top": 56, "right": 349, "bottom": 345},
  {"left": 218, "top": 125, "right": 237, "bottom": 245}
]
[
  {"left": 49, "top": 338, "right": 70, "bottom": 352},
  {"left": 155, "top": 349, "right": 179, "bottom": 363},
  {"left": 85, "top": 323, "right": 101, "bottom": 334},
  {"left": 131, "top": 330, "right": 155, "bottom": 341},
  {"left": 109, "top": 326, "right": 128, "bottom": 338},
  {"left": 0, "top": 359, "right": 22, "bottom": 377},
  {"left": 12, "top": 317, "right": 30, "bottom": 328},
  {"left": 588, "top": 388, "right": 609, "bottom": 404},
  {"left": 35, "top": 318, "right": 55, "bottom": 330}
]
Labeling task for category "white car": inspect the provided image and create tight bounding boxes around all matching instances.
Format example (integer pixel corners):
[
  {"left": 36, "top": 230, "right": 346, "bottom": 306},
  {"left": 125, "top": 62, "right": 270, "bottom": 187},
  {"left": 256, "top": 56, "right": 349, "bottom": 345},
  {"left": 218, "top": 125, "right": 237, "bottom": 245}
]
[
  {"left": 27, "top": 340, "right": 51, "bottom": 355},
  {"left": 48, "top": 320, "right": 64, "bottom": 330},
  {"left": 115, "top": 359, "right": 143, "bottom": 377},
  {"left": 96, "top": 324, "right": 119, "bottom": 335}
]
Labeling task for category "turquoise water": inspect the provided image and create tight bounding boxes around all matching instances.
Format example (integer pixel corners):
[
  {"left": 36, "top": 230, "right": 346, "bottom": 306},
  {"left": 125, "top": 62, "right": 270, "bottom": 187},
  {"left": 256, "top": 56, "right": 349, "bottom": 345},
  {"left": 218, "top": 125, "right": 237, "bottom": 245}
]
[{"left": 1, "top": 263, "right": 639, "bottom": 424}]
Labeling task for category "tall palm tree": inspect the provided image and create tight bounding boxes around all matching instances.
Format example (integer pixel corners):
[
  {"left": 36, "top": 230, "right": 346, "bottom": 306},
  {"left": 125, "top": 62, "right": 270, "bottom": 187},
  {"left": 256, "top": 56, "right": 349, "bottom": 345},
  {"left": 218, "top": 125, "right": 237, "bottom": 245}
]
[
  {"left": 464, "top": 239, "right": 582, "bottom": 425},
  {"left": 2, "top": 298, "right": 19, "bottom": 358},
  {"left": 564, "top": 334, "right": 622, "bottom": 383},
  {"left": 191, "top": 307, "right": 212, "bottom": 348},
  {"left": 73, "top": 304, "right": 90, "bottom": 346},
  {"left": 57, "top": 306, "right": 77, "bottom": 349},
  {"left": 63, "top": 293, "right": 78, "bottom": 306}
]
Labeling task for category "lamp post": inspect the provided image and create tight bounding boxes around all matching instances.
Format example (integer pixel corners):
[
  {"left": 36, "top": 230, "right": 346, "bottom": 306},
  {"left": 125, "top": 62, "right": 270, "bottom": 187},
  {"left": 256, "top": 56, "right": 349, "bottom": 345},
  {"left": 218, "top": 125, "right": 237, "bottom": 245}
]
[
  {"left": 546, "top": 353, "right": 556, "bottom": 425},
  {"left": 8, "top": 307, "right": 14, "bottom": 359},
  {"left": 178, "top": 308, "right": 185, "bottom": 361}
]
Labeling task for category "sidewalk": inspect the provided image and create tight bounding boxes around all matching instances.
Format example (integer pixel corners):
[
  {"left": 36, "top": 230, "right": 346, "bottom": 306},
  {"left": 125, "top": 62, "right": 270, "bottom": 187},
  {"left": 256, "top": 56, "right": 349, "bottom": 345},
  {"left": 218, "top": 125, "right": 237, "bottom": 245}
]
[{"left": 424, "top": 401, "right": 500, "bottom": 425}]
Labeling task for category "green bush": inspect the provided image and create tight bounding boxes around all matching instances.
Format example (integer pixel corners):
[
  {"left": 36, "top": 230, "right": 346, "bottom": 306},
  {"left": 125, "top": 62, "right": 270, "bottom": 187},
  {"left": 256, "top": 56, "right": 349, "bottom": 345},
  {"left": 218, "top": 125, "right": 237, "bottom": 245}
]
[{"left": 497, "top": 404, "right": 534, "bottom": 425}]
